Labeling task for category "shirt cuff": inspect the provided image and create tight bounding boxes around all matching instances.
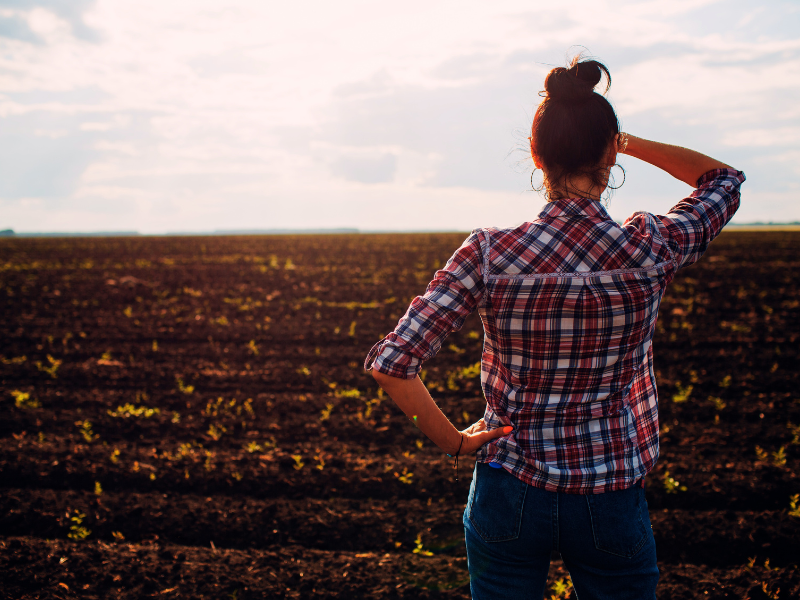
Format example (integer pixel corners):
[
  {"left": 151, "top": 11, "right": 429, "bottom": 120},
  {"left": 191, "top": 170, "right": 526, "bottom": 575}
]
[
  {"left": 364, "top": 338, "right": 421, "bottom": 379},
  {"left": 695, "top": 167, "right": 746, "bottom": 188}
]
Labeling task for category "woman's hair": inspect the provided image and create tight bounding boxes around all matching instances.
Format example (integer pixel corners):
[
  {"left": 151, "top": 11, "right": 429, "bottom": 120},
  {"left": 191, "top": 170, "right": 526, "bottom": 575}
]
[{"left": 530, "top": 55, "right": 620, "bottom": 198}]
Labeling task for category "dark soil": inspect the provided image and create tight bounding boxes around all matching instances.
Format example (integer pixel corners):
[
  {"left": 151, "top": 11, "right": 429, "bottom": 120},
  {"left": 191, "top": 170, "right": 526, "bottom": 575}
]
[{"left": 0, "top": 231, "right": 798, "bottom": 599}]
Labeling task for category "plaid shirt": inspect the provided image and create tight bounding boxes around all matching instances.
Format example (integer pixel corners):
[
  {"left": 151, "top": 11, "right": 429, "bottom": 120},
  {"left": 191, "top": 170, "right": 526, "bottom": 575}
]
[{"left": 366, "top": 168, "right": 745, "bottom": 493}]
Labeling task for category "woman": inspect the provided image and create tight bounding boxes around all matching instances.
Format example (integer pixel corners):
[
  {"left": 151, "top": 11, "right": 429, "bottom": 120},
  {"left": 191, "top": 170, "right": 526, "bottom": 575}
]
[{"left": 365, "top": 55, "right": 744, "bottom": 599}]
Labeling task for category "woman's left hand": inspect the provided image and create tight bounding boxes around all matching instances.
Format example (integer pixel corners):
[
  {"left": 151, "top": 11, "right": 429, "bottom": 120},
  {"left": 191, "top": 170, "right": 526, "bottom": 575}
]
[{"left": 455, "top": 419, "right": 513, "bottom": 455}]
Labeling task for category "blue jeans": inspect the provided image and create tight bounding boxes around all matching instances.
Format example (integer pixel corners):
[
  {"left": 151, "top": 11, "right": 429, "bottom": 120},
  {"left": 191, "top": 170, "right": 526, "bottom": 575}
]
[{"left": 463, "top": 462, "right": 658, "bottom": 600}]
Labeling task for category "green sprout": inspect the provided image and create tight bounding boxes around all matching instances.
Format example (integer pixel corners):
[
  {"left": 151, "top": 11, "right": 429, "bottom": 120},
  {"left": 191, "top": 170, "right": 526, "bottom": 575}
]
[
  {"left": 549, "top": 577, "right": 573, "bottom": 599},
  {"left": 412, "top": 533, "right": 434, "bottom": 556},
  {"left": 11, "top": 390, "right": 39, "bottom": 410},
  {"left": 789, "top": 494, "right": 800, "bottom": 518},
  {"left": 771, "top": 446, "right": 787, "bottom": 467},
  {"left": 77, "top": 420, "right": 97, "bottom": 443},
  {"left": 672, "top": 382, "right": 693, "bottom": 403},
  {"left": 207, "top": 423, "right": 227, "bottom": 441},
  {"left": 35, "top": 355, "right": 61, "bottom": 378},
  {"left": 176, "top": 377, "right": 195, "bottom": 395},
  {"left": 663, "top": 470, "right": 686, "bottom": 493},
  {"left": 291, "top": 454, "right": 305, "bottom": 470},
  {"left": 319, "top": 403, "right": 334, "bottom": 422},
  {"left": 107, "top": 403, "right": 160, "bottom": 418},
  {"left": 395, "top": 467, "right": 413, "bottom": 484},
  {"left": 66, "top": 510, "right": 91, "bottom": 540},
  {"left": 245, "top": 441, "right": 263, "bottom": 453}
]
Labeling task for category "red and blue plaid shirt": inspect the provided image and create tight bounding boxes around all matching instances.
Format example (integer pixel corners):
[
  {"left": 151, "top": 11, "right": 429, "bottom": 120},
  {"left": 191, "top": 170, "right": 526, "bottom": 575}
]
[{"left": 366, "top": 168, "right": 745, "bottom": 493}]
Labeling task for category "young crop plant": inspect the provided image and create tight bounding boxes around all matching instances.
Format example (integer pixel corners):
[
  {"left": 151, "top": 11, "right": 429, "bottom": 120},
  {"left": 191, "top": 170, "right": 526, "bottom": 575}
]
[
  {"left": 108, "top": 403, "right": 160, "bottom": 418},
  {"left": 35, "top": 355, "right": 62, "bottom": 378},
  {"left": 707, "top": 396, "right": 726, "bottom": 411},
  {"left": 662, "top": 470, "right": 686, "bottom": 493},
  {"left": 549, "top": 577, "right": 573, "bottom": 600},
  {"left": 66, "top": 510, "right": 91, "bottom": 540},
  {"left": 244, "top": 398, "right": 254, "bottom": 418},
  {"left": 112, "top": 531, "right": 125, "bottom": 541},
  {"left": 446, "top": 372, "right": 459, "bottom": 391},
  {"left": 207, "top": 423, "right": 227, "bottom": 441},
  {"left": 789, "top": 494, "right": 800, "bottom": 518},
  {"left": 412, "top": 533, "right": 433, "bottom": 557},
  {"left": 110, "top": 448, "right": 120, "bottom": 464},
  {"left": 245, "top": 441, "right": 263, "bottom": 453},
  {"left": 319, "top": 403, "right": 334, "bottom": 422},
  {"left": 457, "top": 361, "right": 481, "bottom": 379},
  {"left": 176, "top": 377, "right": 195, "bottom": 395},
  {"left": 314, "top": 453, "right": 325, "bottom": 471},
  {"left": 1, "top": 355, "right": 27, "bottom": 365},
  {"left": 203, "top": 450, "right": 216, "bottom": 471},
  {"left": 395, "top": 467, "right": 414, "bottom": 484},
  {"left": 247, "top": 339, "right": 259, "bottom": 355},
  {"left": 348, "top": 320, "right": 357, "bottom": 337},
  {"left": 232, "top": 470, "right": 243, "bottom": 481},
  {"left": 671, "top": 382, "right": 693, "bottom": 403},
  {"left": 788, "top": 422, "right": 800, "bottom": 446},
  {"left": 719, "top": 375, "right": 731, "bottom": 388},
  {"left": 771, "top": 446, "right": 787, "bottom": 467},
  {"left": 755, "top": 446, "right": 769, "bottom": 462},
  {"left": 77, "top": 420, "right": 97, "bottom": 443},
  {"left": 171, "top": 412, "right": 181, "bottom": 423},
  {"left": 11, "top": 390, "right": 39, "bottom": 410},
  {"left": 291, "top": 454, "right": 305, "bottom": 470},
  {"left": 94, "top": 481, "right": 103, "bottom": 496},
  {"left": 357, "top": 397, "right": 381, "bottom": 422},
  {"left": 335, "top": 388, "right": 361, "bottom": 399},
  {"left": 152, "top": 339, "right": 158, "bottom": 351}
]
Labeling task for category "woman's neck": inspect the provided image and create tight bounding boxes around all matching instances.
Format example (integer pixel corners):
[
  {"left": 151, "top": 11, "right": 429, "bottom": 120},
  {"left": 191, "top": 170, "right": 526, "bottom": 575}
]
[{"left": 546, "top": 173, "right": 606, "bottom": 201}]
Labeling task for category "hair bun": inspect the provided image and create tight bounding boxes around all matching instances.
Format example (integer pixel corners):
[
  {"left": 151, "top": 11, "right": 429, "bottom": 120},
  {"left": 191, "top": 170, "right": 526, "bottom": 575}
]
[{"left": 544, "top": 59, "right": 609, "bottom": 102}]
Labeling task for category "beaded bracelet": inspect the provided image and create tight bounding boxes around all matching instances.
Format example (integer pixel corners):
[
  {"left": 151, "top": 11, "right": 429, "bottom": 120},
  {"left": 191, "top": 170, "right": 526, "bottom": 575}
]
[{"left": 617, "top": 132, "right": 629, "bottom": 153}]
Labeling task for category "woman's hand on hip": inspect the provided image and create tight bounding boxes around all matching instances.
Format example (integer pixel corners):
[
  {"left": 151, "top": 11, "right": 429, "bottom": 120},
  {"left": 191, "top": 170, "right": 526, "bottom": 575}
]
[{"left": 457, "top": 419, "right": 513, "bottom": 455}]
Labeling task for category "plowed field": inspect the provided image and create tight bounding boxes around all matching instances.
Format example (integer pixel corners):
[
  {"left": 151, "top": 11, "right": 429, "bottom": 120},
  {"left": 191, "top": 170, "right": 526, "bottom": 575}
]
[{"left": 0, "top": 231, "right": 798, "bottom": 599}]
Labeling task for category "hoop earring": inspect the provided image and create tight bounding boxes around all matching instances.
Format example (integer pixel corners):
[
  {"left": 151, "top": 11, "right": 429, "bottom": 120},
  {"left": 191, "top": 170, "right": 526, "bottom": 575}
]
[
  {"left": 530, "top": 168, "right": 545, "bottom": 194},
  {"left": 607, "top": 163, "right": 626, "bottom": 190}
]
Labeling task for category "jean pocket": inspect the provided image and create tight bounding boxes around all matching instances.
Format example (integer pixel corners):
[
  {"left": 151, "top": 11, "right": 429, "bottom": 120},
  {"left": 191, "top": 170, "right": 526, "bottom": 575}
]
[
  {"left": 585, "top": 485, "right": 648, "bottom": 558},
  {"left": 466, "top": 462, "right": 528, "bottom": 543}
]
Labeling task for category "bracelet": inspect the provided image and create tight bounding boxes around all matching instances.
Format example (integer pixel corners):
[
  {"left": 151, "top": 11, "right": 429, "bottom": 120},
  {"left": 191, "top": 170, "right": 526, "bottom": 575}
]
[
  {"left": 617, "top": 132, "right": 629, "bottom": 154},
  {"left": 446, "top": 433, "right": 464, "bottom": 483}
]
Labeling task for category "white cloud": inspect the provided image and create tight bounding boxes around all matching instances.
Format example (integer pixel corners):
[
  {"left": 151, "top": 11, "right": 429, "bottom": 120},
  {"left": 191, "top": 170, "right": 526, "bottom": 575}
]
[{"left": 0, "top": 0, "right": 797, "bottom": 233}]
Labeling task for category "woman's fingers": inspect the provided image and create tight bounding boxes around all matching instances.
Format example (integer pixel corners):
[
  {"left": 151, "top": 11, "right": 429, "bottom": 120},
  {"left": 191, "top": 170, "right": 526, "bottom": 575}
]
[{"left": 461, "top": 424, "right": 513, "bottom": 454}]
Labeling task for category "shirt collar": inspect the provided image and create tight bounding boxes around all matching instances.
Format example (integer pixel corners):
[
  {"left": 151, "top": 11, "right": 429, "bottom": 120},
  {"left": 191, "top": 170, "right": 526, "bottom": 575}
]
[{"left": 537, "top": 197, "right": 613, "bottom": 221}]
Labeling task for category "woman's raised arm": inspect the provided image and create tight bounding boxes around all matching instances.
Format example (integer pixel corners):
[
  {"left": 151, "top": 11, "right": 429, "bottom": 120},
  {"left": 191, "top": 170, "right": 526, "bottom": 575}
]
[{"left": 619, "top": 134, "right": 733, "bottom": 187}]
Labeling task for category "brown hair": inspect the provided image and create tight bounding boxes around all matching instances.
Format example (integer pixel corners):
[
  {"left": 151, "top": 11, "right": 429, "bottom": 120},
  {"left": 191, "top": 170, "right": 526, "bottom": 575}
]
[{"left": 530, "top": 55, "right": 620, "bottom": 199}]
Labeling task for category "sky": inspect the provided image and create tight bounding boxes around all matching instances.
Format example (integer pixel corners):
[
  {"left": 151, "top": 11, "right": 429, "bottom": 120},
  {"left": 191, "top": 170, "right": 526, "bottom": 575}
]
[{"left": 0, "top": 0, "right": 799, "bottom": 234}]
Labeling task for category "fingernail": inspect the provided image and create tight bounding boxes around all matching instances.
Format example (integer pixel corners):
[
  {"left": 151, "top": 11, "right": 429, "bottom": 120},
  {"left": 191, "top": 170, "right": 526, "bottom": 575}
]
[{"left": 503, "top": 426, "right": 513, "bottom": 434}]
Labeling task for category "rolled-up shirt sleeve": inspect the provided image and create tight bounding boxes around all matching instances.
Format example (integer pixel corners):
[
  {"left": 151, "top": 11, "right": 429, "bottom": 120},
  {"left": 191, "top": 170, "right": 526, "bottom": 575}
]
[
  {"left": 653, "top": 168, "right": 745, "bottom": 270},
  {"left": 364, "top": 229, "right": 486, "bottom": 379}
]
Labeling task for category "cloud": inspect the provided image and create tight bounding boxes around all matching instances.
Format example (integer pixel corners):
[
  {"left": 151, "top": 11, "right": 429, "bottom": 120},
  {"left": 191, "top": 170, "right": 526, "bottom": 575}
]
[
  {"left": 330, "top": 153, "right": 397, "bottom": 184},
  {"left": 0, "top": 0, "right": 102, "bottom": 42},
  {"left": 0, "top": 14, "right": 42, "bottom": 43},
  {"left": 0, "top": 0, "right": 798, "bottom": 233}
]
